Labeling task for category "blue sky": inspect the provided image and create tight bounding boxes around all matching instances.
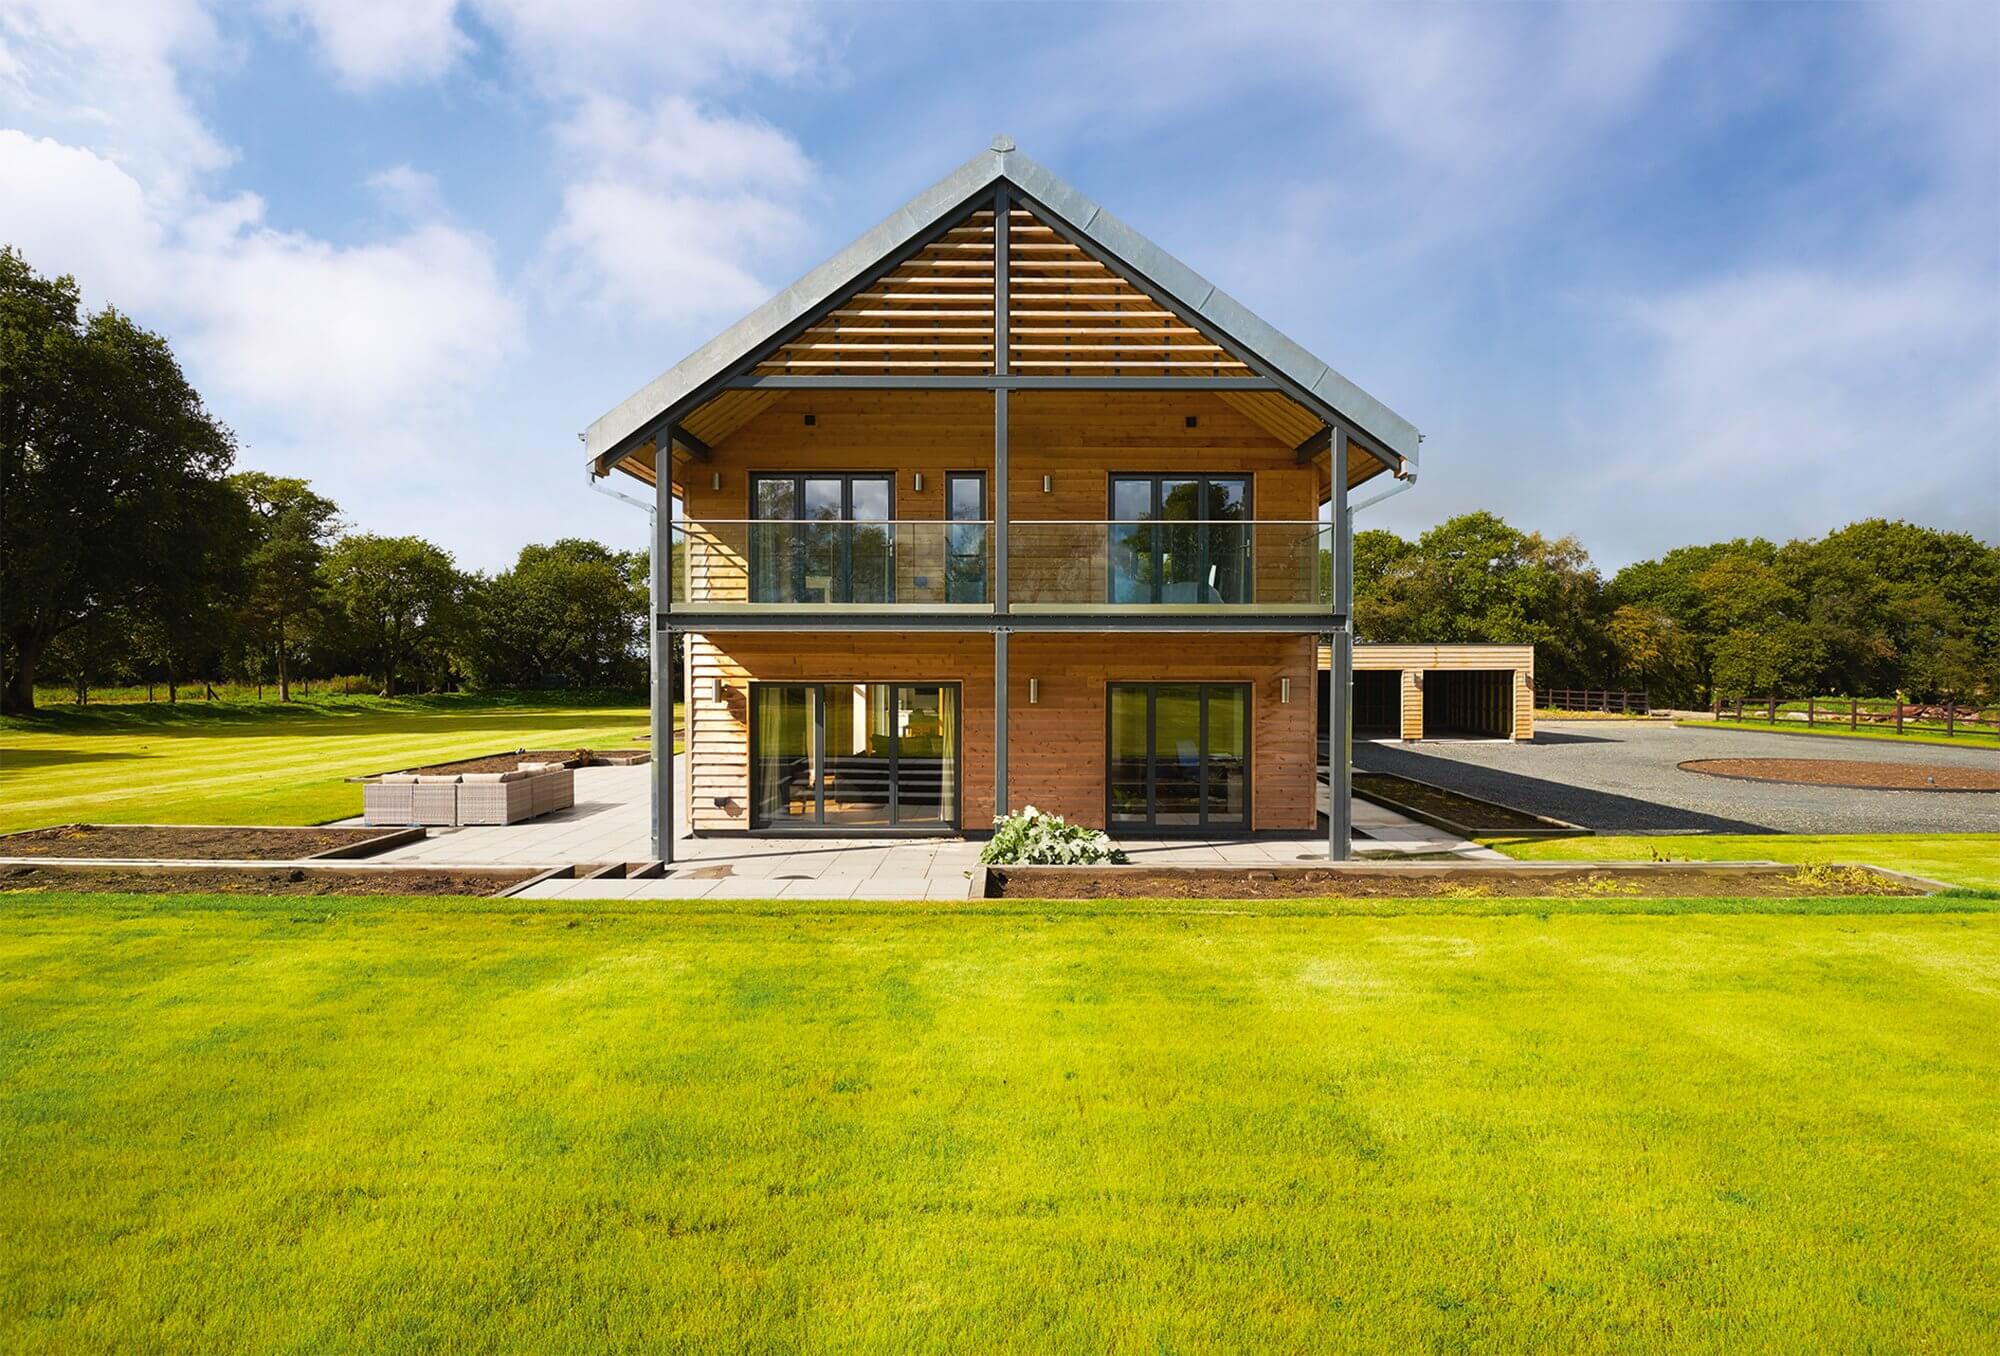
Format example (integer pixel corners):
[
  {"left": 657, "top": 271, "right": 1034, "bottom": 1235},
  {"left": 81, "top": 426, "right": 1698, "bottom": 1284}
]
[{"left": 3, "top": 0, "right": 1994, "bottom": 573}]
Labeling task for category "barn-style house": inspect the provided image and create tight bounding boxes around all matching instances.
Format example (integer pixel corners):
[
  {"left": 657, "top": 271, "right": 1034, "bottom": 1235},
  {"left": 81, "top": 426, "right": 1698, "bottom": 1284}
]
[{"left": 584, "top": 139, "right": 1419, "bottom": 860}]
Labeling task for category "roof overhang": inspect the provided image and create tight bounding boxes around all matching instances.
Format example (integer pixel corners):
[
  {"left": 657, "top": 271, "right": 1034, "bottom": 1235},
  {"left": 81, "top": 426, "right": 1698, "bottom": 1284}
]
[{"left": 585, "top": 140, "right": 1419, "bottom": 482}]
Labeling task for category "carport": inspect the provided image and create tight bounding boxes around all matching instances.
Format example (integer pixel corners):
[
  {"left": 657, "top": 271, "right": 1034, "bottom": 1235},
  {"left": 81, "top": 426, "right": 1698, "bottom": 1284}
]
[
  {"left": 1320, "top": 644, "right": 1534, "bottom": 742},
  {"left": 1422, "top": 669, "right": 1516, "bottom": 739}
]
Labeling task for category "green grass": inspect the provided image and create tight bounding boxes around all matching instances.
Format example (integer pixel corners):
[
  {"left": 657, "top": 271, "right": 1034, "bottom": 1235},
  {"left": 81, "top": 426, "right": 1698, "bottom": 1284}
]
[
  {"left": 1693, "top": 718, "right": 2000, "bottom": 749},
  {"left": 1488, "top": 833, "right": 2000, "bottom": 892},
  {"left": 2, "top": 893, "right": 1995, "bottom": 1351},
  {"left": 0, "top": 693, "right": 664, "bottom": 830}
]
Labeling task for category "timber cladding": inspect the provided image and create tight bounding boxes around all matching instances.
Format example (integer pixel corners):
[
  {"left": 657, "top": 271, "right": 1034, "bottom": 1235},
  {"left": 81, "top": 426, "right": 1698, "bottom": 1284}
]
[
  {"left": 1321, "top": 643, "right": 1536, "bottom": 741},
  {"left": 685, "top": 632, "right": 1319, "bottom": 833},
  {"left": 676, "top": 389, "right": 1319, "bottom": 607}
]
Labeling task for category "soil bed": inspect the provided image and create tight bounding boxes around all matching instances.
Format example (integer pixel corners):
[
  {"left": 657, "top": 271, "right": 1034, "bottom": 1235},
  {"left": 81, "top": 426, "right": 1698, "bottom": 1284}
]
[
  {"left": 1680, "top": 758, "right": 2000, "bottom": 792},
  {"left": 985, "top": 863, "right": 1925, "bottom": 900},
  {"left": 1352, "top": 772, "right": 1580, "bottom": 835},
  {"left": 397, "top": 749, "right": 594, "bottom": 776},
  {"left": 0, "top": 863, "right": 536, "bottom": 897},
  {"left": 0, "top": 824, "right": 408, "bottom": 861}
]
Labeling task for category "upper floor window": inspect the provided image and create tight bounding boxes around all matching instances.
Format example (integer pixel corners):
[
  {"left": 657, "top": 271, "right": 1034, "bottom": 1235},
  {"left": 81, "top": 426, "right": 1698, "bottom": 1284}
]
[
  {"left": 750, "top": 473, "right": 893, "bottom": 603},
  {"left": 946, "top": 472, "right": 987, "bottom": 604},
  {"left": 1108, "top": 474, "right": 1251, "bottom": 604}
]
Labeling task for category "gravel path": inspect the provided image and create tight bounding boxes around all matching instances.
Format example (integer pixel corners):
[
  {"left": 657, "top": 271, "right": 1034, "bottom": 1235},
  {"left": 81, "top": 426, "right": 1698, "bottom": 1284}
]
[{"left": 1352, "top": 721, "right": 2000, "bottom": 834}]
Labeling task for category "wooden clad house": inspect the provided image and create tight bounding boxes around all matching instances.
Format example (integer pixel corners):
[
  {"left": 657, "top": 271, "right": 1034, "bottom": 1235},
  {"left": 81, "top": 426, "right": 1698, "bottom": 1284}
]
[{"left": 583, "top": 139, "right": 1420, "bottom": 860}]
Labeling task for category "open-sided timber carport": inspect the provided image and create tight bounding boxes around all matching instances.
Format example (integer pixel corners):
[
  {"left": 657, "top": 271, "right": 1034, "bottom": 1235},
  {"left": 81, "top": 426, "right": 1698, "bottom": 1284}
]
[
  {"left": 582, "top": 138, "right": 1422, "bottom": 863},
  {"left": 1320, "top": 644, "right": 1535, "bottom": 742}
]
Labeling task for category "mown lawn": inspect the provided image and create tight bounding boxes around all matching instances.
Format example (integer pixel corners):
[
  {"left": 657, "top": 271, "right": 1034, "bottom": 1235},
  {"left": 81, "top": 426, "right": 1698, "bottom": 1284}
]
[
  {"left": 2, "top": 893, "right": 1996, "bottom": 1352},
  {"left": 0, "top": 694, "right": 657, "bottom": 831},
  {"left": 1490, "top": 833, "right": 2000, "bottom": 892}
]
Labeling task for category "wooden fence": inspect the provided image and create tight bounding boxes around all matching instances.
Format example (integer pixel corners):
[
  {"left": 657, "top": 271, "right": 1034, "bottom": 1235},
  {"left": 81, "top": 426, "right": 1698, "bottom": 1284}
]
[
  {"left": 1537, "top": 688, "right": 1651, "bottom": 715},
  {"left": 1712, "top": 696, "right": 2000, "bottom": 740}
]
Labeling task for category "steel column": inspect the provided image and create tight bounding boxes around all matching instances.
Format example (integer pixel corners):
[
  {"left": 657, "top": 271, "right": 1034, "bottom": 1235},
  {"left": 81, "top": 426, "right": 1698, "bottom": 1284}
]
[
  {"left": 994, "top": 628, "right": 1009, "bottom": 821},
  {"left": 993, "top": 186, "right": 1010, "bottom": 618},
  {"left": 653, "top": 431, "right": 674, "bottom": 863},
  {"left": 1329, "top": 431, "right": 1353, "bottom": 861}
]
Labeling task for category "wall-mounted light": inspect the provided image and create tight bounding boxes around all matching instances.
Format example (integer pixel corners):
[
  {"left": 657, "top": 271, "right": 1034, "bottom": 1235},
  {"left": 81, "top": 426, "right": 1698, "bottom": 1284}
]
[
  {"left": 710, "top": 471, "right": 721, "bottom": 492},
  {"left": 1028, "top": 678, "right": 1040, "bottom": 704},
  {"left": 710, "top": 678, "right": 726, "bottom": 702},
  {"left": 1280, "top": 677, "right": 1292, "bottom": 704},
  {"left": 1041, "top": 474, "right": 1052, "bottom": 493},
  {"left": 913, "top": 472, "right": 925, "bottom": 493}
]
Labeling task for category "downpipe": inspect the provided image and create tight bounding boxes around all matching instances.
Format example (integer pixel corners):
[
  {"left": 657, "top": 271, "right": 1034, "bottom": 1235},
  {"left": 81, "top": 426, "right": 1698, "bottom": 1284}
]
[{"left": 1351, "top": 454, "right": 1418, "bottom": 515}]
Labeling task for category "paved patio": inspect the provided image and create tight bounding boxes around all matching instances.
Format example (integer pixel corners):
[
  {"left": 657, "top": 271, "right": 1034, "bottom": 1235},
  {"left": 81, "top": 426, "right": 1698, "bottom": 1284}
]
[{"left": 356, "top": 763, "right": 1497, "bottom": 899}]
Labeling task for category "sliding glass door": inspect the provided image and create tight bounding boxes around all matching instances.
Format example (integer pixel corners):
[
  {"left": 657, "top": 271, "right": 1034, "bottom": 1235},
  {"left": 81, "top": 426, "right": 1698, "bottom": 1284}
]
[
  {"left": 1108, "top": 475, "right": 1251, "bottom": 605},
  {"left": 751, "top": 683, "right": 959, "bottom": 830},
  {"left": 750, "top": 473, "right": 893, "bottom": 603},
  {"left": 1106, "top": 683, "right": 1250, "bottom": 830}
]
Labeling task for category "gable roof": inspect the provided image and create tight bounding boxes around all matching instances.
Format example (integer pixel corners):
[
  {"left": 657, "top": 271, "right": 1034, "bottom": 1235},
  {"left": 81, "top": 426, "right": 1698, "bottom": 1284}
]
[{"left": 583, "top": 138, "right": 1419, "bottom": 474}]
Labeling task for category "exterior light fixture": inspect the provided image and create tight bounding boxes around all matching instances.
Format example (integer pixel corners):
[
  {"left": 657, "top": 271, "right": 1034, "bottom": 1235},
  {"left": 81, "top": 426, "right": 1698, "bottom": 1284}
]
[
  {"left": 710, "top": 471, "right": 721, "bottom": 491},
  {"left": 1028, "top": 678, "right": 1040, "bottom": 704},
  {"left": 913, "top": 472, "right": 925, "bottom": 492},
  {"left": 710, "top": 678, "right": 725, "bottom": 702},
  {"left": 1041, "top": 474, "right": 1052, "bottom": 493},
  {"left": 1280, "top": 677, "right": 1292, "bottom": 703}
]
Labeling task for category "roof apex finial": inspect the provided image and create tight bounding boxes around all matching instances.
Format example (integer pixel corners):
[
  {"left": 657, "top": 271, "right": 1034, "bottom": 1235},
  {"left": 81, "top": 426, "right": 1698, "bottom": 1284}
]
[{"left": 990, "top": 134, "right": 1015, "bottom": 153}]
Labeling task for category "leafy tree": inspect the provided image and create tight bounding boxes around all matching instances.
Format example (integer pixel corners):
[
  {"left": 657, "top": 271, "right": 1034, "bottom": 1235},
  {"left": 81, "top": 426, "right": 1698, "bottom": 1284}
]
[
  {"left": 1605, "top": 603, "right": 1699, "bottom": 696},
  {"left": 1609, "top": 539, "right": 1778, "bottom": 702},
  {"left": 321, "top": 535, "right": 463, "bottom": 696},
  {"left": 1710, "top": 622, "right": 1828, "bottom": 699},
  {"left": 465, "top": 538, "right": 647, "bottom": 689},
  {"left": 234, "top": 472, "right": 341, "bottom": 700},
  {"left": 1775, "top": 519, "right": 2000, "bottom": 700},
  {"left": 1354, "top": 512, "right": 1608, "bottom": 685},
  {"left": 0, "top": 248, "right": 237, "bottom": 712}
]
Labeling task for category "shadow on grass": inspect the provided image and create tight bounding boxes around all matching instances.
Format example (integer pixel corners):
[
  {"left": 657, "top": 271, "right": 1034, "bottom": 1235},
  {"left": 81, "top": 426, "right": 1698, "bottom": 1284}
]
[
  {"left": 2, "top": 691, "right": 649, "bottom": 739},
  {"left": 0, "top": 747, "right": 147, "bottom": 772}
]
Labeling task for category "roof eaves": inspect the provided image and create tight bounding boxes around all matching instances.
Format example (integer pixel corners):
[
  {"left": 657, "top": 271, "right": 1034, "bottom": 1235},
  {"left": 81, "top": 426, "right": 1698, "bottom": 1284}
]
[
  {"left": 585, "top": 141, "right": 1420, "bottom": 472},
  {"left": 583, "top": 146, "right": 1005, "bottom": 461}
]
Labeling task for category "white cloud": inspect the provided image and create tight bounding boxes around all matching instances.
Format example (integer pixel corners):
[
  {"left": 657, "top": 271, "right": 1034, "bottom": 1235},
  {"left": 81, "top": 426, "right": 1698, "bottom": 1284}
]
[
  {"left": 539, "top": 95, "right": 814, "bottom": 323},
  {"left": 260, "top": 0, "right": 468, "bottom": 88},
  {"left": 545, "top": 177, "right": 802, "bottom": 322},
  {"left": 367, "top": 164, "right": 446, "bottom": 220},
  {"left": 0, "top": 130, "right": 519, "bottom": 433},
  {"left": 1581, "top": 267, "right": 2000, "bottom": 551},
  {"left": 471, "top": 0, "right": 828, "bottom": 96},
  {"left": 0, "top": 0, "right": 230, "bottom": 199},
  {"left": 184, "top": 220, "right": 517, "bottom": 425}
]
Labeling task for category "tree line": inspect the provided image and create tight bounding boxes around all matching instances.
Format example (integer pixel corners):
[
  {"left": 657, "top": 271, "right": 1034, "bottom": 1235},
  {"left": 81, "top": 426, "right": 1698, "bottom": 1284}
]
[
  {"left": 2, "top": 248, "right": 649, "bottom": 713},
  {"left": 1356, "top": 511, "right": 2000, "bottom": 706},
  {"left": 7, "top": 247, "right": 1995, "bottom": 714}
]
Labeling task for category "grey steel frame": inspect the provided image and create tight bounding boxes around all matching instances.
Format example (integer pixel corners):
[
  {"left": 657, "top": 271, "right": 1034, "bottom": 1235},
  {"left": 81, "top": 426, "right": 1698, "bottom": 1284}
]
[
  {"left": 1328, "top": 430, "right": 1353, "bottom": 861},
  {"left": 647, "top": 179, "right": 1361, "bottom": 858},
  {"left": 654, "top": 427, "right": 675, "bottom": 863}
]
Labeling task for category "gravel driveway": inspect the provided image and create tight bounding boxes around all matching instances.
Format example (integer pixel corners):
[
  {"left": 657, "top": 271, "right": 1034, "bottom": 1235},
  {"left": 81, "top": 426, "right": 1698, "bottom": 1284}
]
[{"left": 1352, "top": 721, "right": 2000, "bottom": 834}]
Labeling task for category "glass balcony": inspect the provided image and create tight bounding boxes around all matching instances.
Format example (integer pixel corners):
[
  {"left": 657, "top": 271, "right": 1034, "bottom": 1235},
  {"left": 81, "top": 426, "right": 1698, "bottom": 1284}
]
[
  {"left": 1006, "top": 520, "right": 1334, "bottom": 612},
  {"left": 667, "top": 518, "right": 1334, "bottom": 612},
  {"left": 669, "top": 519, "right": 993, "bottom": 610}
]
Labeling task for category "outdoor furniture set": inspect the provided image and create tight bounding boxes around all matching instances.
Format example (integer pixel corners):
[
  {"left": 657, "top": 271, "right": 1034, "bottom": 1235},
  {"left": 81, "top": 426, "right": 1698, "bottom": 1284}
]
[{"left": 363, "top": 764, "right": 575, "bottom": 827}]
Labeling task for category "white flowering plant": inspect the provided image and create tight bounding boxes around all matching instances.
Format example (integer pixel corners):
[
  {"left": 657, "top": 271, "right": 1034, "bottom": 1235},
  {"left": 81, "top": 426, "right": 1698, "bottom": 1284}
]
[{"left": 978, "top": 805, "right": 1128, "bottom": 866}]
